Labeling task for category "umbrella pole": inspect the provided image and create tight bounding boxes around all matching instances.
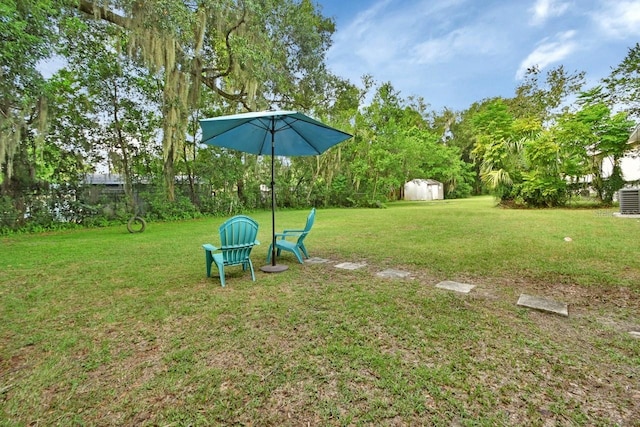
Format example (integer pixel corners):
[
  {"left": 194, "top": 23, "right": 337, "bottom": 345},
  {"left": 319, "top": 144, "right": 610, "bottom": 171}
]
[{"left": 260, "top": 119, "right": 288, "bottom": 273}]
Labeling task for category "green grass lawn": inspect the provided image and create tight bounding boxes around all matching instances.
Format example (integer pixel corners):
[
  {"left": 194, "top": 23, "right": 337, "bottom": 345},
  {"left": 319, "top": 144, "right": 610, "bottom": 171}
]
[{"left": 1, "top": 196, "right": 639, "bottom": 425}]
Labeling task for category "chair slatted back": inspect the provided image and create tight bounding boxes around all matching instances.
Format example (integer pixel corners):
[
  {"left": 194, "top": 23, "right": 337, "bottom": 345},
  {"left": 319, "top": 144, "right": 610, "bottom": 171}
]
[
  {"left": 219, "top": 215, "right": 259, "bottom": 265},
  {"left": 297, "top": 208, "right": 316, "bottom": 245}
]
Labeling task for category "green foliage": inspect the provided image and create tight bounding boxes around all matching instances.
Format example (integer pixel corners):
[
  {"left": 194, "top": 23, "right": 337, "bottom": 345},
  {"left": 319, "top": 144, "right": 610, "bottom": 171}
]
[
  {"left": 197, "top": 191, "right": 247, "bottom": 217},
  {"left": 445, "top": 172, "right": 474, "bottom": 199},
  {"left": 0, "top": 185, "right": 119, "bottom": 234},
  {"left": 600, "top": 164, "right": 625, "bottom": 205},
  {"left": 470, "top": 99, "right": 525, "bottom": 202},
  {"left": 466, "top": 65, "right": 636, "bottom": 208},
  {"left": 0, "top": 0, "right": 61, "bottom": 195},
  {"left": 517, "top": 171, "right": 568, "bottom": 207},
  {"left": 0, "top": 195, "right": 21, "bottom": 233},
  {"left": 604, "top": 43, "right": 640, "bottom": 119},
  {"left": 571, "top": 95, "right": 635, "bottom": 203},
  {"left": 337, "top": 81, "right": 474, "bottom": 203},
  {"left": 143, "top": 190, "right": 202, "bottom": 221},
  {"left": 510, "top": 65, "right": 585, "bottom": 122},
  {"left": 328, "top": 173, "right": 351, "bottom": 206}
]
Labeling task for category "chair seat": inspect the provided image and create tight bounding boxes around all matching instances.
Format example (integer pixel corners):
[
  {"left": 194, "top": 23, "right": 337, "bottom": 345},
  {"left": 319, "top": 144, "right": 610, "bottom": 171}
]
[
  {"left": 274, "top": 239, "right": 304, "bottom": 263},
  {"left": 275, "top": 240, "right": 297, "bottom": 250}
]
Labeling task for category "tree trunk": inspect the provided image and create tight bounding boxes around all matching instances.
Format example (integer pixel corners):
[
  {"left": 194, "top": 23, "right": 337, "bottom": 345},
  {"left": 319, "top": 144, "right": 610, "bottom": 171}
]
[{"left": 164, "top": 145, "right": 176, "bottom": 202}]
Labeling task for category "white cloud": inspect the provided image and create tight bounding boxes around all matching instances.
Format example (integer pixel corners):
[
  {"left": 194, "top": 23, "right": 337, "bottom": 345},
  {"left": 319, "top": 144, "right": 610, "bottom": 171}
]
[
  {"left": 530, "top": 0, "right": 570, "bottom": 25},
  {"left": 329, "top": 0, "right": 411, "bottom": 69},
  {"left": 412, "top": 37, "right": 457, "bottom": 64},
  {"left": 329, "top": 0, "right": 473, "bottom": 77},
  {"left": 342, "top": 0, "right": 392, "bottom": 41},
  {"left": 411, "top": 27, "right": 500, "bottom": 65},
  {"left": 595, "top": 0, "right": 640, "bottom": 38},
  {"left": 515, "top": 30, "right": 578, "bottom": 79}
]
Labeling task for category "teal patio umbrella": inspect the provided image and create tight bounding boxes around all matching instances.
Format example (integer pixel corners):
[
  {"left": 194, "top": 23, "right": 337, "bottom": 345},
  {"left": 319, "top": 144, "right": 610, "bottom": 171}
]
[{"left": 199, "top": 110, "right": 352, "bottom": 272}]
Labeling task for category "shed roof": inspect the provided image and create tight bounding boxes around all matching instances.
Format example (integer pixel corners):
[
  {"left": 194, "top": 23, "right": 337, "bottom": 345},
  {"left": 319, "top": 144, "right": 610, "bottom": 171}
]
[{"left": 406, "top": 178, "right": 442, "bottom": 185}]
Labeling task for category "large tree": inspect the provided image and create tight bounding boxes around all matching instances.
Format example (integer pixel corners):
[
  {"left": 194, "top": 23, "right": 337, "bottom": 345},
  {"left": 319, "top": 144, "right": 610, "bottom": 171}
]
[
  {"left": 466, "top": 66, "right": 588, "bottom": 206},
  {"left": 508, "top": 65, "right": 585, "bottom": 123},
  {"left": 0, "top": 0, "right": 61, "bottom": 194},
  {"left": 604, "top": 43, "right": 640, "bottom": 120},
  {"left": 53, "top": 15, "right": 162, "bottom": 212},
  {"left": 72, "top": 0, "right": 338, "bottom": 201},
  {"left": 573, "top": 89, "right": 634, "bottom": 203}
]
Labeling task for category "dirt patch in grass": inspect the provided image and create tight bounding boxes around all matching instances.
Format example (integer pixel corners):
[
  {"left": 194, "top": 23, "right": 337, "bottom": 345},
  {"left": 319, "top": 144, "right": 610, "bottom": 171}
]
[{"left": 446, "top": 276, "right": 640, "bottom": 425}]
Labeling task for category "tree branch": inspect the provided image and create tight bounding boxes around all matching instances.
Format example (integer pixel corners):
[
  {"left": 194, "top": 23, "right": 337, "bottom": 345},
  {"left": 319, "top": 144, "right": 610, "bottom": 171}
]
[
  {"left": 76, "top": 0, "right": 250, "bottom": 108},
  {"left": 77, "top": 0, "right": 131, "bottom": 28}
]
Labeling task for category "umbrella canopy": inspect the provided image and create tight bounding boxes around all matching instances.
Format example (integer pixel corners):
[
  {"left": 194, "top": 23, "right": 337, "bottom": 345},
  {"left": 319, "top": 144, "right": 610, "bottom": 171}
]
[
  {"left": 200, "top": 110, "right": 352, "bottom": 156},
  {"left": 199, "top": 110, "right": 352, "bottom": 272}
]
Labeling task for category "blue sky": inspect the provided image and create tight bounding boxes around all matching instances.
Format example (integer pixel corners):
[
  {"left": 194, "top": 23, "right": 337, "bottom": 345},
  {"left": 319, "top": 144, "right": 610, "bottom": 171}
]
[{"left": 318, "top": 0, "right": 640, "bottom": 112}]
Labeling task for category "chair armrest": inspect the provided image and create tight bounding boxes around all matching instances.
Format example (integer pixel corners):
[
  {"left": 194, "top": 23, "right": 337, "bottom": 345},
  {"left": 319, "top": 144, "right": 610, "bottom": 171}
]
[
  {"left": 276, "top": 231, "right": 300, "bottom": 240},
  {"left": 202, "top": 244, "right": 219, "bottom": 252},
  {"left": 281, "top": 229, "right": 304, "bottom": 234}
]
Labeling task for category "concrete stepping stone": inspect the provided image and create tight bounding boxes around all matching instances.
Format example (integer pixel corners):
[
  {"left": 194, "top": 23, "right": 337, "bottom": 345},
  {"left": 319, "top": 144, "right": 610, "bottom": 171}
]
[
  {"left": 305, "top": 257, "right": 329, "bottom": 264},
  {"left": 334, "top": 262, "right": 367, "bottom": 270},
  {"left": 376, "top": 269, "right": 411, "bottom": 279},
  {"left": 435, "top": 280, "right": 476, "bottom": 294},
  {"left": 517, "top": 294, "right": 568, "bottom": 317}
]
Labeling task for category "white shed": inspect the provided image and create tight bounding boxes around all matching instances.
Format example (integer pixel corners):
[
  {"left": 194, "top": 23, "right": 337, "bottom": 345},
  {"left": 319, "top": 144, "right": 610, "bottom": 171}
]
[{"left": 404, "top": 179, "right": 444, "bottom": 201}]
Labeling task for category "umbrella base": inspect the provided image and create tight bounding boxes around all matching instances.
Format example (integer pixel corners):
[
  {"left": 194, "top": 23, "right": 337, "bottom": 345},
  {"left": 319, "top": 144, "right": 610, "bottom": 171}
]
[{"left": 260, "top": 264, "right": 289, "bottom": 273}]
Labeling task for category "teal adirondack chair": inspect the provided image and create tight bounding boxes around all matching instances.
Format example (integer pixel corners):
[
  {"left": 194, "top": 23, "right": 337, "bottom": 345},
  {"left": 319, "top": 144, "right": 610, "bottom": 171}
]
[
  {"left": 267, "top": 208, "right": 316, "bottom": 264},
  {"left": 203, "top": 215, "right": 260, "bottom": 287}
]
